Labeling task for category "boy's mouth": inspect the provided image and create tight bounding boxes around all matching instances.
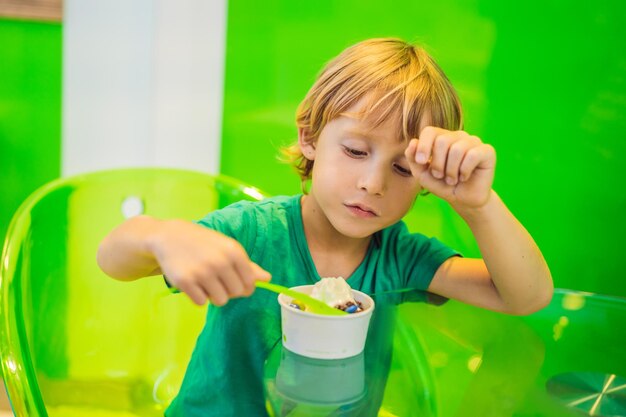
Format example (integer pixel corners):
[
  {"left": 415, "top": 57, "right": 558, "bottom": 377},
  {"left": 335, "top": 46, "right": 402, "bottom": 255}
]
[{"left": 344, "top": 203, "right": 378, "bottom": 217}]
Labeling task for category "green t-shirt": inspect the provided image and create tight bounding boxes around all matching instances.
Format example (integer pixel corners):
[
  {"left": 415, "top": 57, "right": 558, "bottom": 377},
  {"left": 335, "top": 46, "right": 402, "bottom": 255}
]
[{"left": 165, "top": 195, "right": 458, "bottom": 417}]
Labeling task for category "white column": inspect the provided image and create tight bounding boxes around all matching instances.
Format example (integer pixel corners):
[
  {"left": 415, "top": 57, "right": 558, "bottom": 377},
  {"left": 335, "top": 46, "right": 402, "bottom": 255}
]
[{"left": 62, "top": 0, "right": 227, "bottom": 176}]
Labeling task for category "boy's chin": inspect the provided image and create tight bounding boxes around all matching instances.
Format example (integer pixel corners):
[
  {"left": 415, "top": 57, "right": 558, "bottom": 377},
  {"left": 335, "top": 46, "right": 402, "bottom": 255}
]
[{"left": 332, "top": 221, "right": 383, "bottom": 240}]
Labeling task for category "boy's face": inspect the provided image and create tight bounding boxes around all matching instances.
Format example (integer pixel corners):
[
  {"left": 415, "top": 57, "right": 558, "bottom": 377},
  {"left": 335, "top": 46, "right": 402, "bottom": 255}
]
[{"left": 301, "top": 106, "right": 424, "bottom": 239}]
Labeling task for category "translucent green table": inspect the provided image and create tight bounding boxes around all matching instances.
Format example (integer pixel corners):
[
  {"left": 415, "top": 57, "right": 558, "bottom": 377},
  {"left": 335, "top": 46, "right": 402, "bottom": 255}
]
[
  {"left": 264, "top": 289, "right": 626, "bottom": 417},
  {"left": 2, "top": 168, "right": 625, "bottom": 416}
]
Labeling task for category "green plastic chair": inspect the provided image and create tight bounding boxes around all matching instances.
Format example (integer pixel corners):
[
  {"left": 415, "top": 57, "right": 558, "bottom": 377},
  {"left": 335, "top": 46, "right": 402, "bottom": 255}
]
[{"left": 0, "top": 168, "right": 267, "bottom": 417}]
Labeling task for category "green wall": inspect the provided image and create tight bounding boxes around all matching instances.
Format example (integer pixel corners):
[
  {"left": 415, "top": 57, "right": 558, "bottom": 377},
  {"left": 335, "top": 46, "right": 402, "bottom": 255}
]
[
  {"left": 220, "top": 1, "right": 626, "bottom": 297},
  {"left": 0, "top": 19, "right": 62, "bottom": 243},
  {"left": 1, "top": 3, "right": 625, "bottom": 298}
]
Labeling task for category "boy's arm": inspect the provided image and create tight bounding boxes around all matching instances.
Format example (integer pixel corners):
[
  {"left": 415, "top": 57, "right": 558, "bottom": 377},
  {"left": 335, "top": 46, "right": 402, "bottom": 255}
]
[
  {"left": 405, "top": 127, "right": 553, "bottom": 315},
  {"left": 428, "top": 191, "right": 553, "bottom": 315},
  {"left": 97, "top": 215, "right": 270, "bottom": 305},
  {"left": 97, "top": 215, "right": 165, "bottom": 280}
]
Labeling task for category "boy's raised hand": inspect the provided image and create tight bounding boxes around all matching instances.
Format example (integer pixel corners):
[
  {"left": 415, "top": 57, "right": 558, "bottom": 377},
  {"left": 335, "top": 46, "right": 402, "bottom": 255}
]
[
  {"left": 405, "top": 126, "right": 496, "bottom": 209},
  {"left": 151, "top": 220, "right": 271, "bottom": 306}
]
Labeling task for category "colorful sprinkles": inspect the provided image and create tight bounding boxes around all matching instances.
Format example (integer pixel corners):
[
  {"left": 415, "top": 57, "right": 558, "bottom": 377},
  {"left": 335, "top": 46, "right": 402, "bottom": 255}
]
[{"left": 289, "top": 299, "right": 364, "bottom": 314}]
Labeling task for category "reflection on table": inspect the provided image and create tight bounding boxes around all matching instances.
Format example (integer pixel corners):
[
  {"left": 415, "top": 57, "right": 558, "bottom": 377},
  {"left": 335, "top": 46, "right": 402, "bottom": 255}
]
[{"left": 264, "top": 289, "right": 626, "bottom": 417}]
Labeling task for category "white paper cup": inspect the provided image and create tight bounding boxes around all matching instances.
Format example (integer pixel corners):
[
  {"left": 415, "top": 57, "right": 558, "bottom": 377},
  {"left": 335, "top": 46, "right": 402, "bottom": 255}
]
[{"left": 277, "top": 285, "right": 375, "bottom": 359}]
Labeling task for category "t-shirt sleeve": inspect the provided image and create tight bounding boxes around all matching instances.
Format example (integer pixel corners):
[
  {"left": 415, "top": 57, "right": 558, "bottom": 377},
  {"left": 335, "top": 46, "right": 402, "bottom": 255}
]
[
  {"left": 194, "top": 200, "right": 260, "bottom": 250},
  {"left": 391, "top": 222, "right": 461, "bottom": 290}
]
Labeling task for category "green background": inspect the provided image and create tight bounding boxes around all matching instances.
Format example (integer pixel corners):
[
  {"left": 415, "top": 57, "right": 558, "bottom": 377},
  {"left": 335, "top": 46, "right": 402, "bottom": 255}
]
[
  {"left": 1, "top": 0, "right": 625, "bottom": 297},
  {"left": 0, "top": 19, "right": 62, "bottom": 246},
  {"left": 220, "top": 0, "right": 626, "bottom": 296}
]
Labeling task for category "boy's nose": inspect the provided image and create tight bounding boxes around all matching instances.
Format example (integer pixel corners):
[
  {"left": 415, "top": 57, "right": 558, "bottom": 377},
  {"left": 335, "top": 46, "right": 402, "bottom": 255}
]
[{"left": 358, "top": 168, "right": 387, "bottom": 196}]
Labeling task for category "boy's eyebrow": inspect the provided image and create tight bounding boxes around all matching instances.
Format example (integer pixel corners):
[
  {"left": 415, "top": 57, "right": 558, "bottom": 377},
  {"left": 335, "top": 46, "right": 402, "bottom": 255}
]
[
  {"left": 345, "top": 126, "right": 407, "bottom": 145},
  {"left": 344, "top": 128, "right": 375, "bottom": 139}
]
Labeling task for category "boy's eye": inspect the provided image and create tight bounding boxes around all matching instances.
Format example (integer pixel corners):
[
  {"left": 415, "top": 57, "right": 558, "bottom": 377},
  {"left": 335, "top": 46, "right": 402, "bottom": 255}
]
[
  {"left": 343, "top": 146, "right": 367, "bottom": 157},
  {"left": 394, "top": 164, "right": 412, "bottom": 176}
]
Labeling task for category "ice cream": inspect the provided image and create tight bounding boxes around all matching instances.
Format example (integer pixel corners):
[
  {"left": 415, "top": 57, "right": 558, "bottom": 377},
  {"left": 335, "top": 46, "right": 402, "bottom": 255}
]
[
  {"left": 289, "top": 277, "right": 364, "bottom": 314},
  {"left": 311, "top": 277, "right": 355, "bottom": 306}
]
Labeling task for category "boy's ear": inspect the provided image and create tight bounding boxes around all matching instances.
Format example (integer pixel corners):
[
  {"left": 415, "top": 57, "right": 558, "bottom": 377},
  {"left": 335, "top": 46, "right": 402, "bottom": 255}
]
[{"left": 298, "top": 127, "right": 316, "bottom": 160}]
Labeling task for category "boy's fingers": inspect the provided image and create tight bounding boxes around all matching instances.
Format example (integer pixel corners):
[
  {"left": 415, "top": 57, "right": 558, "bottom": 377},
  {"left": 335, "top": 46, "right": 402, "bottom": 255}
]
[
  {"left": 430, "top": 133, "right": 454, "bottom": 180},
  {"left": 417, "top": 168, "right": 453, "bottom": 196},
  {"left": 415, "top": 126, "right": 438, "bottom": 164},
  {"left": 459, "top": 144, "right": 496, "bottom": 181},
  {"left": 445, "top": 140, "right": 472, "bottom": 184},
  {"left": 477, "top": 143, "right": 496, "bottom": 169},
  {"left": 404, "top": 138, "right": 417, "bottom": 160},
  {"left": 203, "top": 277, "right": 229, "bottom": 306},
  {"left": 180, "top": 281, "right": 209, "bottom": 306},
  {"left": 250, "top": 262, "right": 271, "bottom": 282},
  {"left": 459, "top": 151, "right": 480, "bottom": 181},
  {"left": 405, "top": 139, "right": 427, "bottom": 177},
  {"left": 233, "top": 255, "right": 257, "bottom": 294},
  {"left": 219, "top": 266, "right": 246, "bottom": 298}
]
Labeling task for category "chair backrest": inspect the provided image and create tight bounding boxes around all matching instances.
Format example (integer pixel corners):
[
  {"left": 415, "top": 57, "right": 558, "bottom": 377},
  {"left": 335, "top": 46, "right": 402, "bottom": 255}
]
[{"left": 0, "top": 168, "right": 267, "bottom": 417}]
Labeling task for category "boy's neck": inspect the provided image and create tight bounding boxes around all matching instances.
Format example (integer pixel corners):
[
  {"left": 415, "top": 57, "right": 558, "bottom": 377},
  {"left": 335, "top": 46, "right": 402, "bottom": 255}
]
[{"left": 300, "top": 194, "right": 371, "bottom": 279}]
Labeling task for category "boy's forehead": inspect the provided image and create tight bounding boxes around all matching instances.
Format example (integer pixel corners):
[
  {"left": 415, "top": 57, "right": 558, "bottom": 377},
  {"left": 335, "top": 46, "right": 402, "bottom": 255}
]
[
  {"left": 338, "top": 95, "right": 432, "bottom": 140},
  {"left": 339, "top": 114, "right": 406, "bottom": 144},
  {"left": 339, "top": 109, "right": 430, "bottom": 142}
]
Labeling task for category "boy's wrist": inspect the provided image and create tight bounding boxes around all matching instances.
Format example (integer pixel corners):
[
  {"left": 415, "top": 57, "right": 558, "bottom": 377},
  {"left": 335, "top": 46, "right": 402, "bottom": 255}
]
[{"left": 452, "top": 190, "right": 500, "bottom": 224}]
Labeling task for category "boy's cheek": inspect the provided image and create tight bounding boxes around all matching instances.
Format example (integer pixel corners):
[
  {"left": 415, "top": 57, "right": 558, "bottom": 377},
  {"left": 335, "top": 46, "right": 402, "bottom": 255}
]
[{"left": 395, "top": 181, "right": 422, "bottom": 202}]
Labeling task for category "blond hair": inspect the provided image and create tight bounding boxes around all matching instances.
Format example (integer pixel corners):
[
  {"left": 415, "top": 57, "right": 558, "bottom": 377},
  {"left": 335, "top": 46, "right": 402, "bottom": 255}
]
[{"left": 281, "top": 37, "right": 463, "bottom": 181}]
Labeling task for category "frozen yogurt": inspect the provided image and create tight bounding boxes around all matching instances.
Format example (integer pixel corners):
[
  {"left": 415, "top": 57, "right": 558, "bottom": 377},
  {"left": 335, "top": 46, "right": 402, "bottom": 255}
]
[{"left": 290, "top": 277, "right": 364, "bottom": 314}]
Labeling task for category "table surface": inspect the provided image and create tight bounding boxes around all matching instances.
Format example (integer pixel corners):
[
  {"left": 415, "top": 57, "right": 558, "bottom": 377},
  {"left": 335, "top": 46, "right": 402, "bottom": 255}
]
[{"left": 263, "top": 288, "right": 626, "bottom": 417}]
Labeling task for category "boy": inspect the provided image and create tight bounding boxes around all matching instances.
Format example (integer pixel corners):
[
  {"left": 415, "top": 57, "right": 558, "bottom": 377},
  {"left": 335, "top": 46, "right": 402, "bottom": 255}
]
[{"left": 97, "top": 38, "right": 552, "bottom": 416}]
